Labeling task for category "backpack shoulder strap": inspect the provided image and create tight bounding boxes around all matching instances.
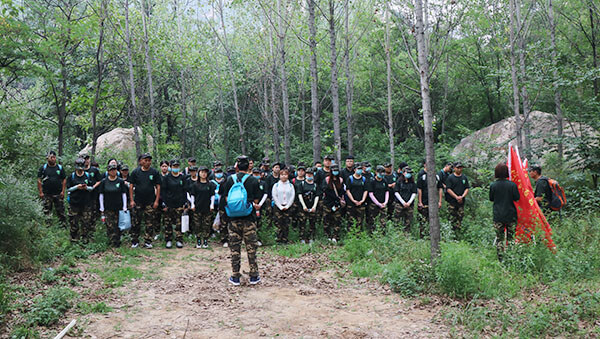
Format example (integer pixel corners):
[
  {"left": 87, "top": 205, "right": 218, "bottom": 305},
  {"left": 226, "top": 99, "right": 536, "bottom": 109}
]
[
  {"left": 43, "top": 163, "right": 47, "bottom": 171},
  {"left": 240, "top": 173, "right": 250, "bottom": 184}
]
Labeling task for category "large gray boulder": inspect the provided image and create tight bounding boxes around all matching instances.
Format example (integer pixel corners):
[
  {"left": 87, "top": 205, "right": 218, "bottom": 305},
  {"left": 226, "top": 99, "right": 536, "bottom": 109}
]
[
  {"left": 451, "top": 111, "right": 597, "bottom": 165},
  {"left": 80, "top": 127, "right": 153, "bottom": 156}
]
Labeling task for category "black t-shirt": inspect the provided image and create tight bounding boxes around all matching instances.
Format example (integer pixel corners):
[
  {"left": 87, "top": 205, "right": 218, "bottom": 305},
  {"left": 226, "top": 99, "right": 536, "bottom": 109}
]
[
  {"left": 395, "top": 179, "right": 417, "bottom": 205},
  {"left": 445, "top": 174, "right": 470, "bottom": 206},
  {"left": 438, "top": 169, "right": 450, "bottom": 188},
  {"left": 534, "top": 176, "right": 553, "bottom": 208},
  {"left": 128, "top": 167, "right": 161, "bottom": 206},
  {"left": 321, "top": 177, "right": 344, "bottom": 209},
  {"left": 292, "top": 178, "right": 305, "bottom": 202},
  {"left": 265, "top": 174, "right": 280, "bottom": 198},
  {"left": 297, "top": 180, "right": 321, "bottom": 206},
  {"left": 345, "top": 175, "right": 367, "bottom": 206},
  {"left": 314, "top": 168, "right": 330, "bottom": 188},
  {"left": 218, "top": 173, "right": 262, "bottom": 220},
  {"left": 341, "top": 167, "right": 354, "bottom": 182},
  {"left": 188, "top": 180, "right": 216, "bottom": 213},
  {"left": 489, "top": 179, "right": 520, "bottom": 223},
  {"left": 99, "top": 177, "right": 128, "bottom": 211},
  {"left": 368, "top": 177, "right": 388, "bottom": 203},
  {"left": 86, "top": 166, "right": 102, "bottom": 185},
  {"left": 417, "top": 171, "right": 443, "bottom": 206},
  {"left": 384, "top": 173, "right": 399, "bottom": 186},
  {"left": 161, "top": 173, "right": 187, "bottom": 208},
  {"left": 66, "top": 172, "right": 92, "bottom": 206},
  {"left": 38, "top": 164, "right": 66, "bottom": 195}
]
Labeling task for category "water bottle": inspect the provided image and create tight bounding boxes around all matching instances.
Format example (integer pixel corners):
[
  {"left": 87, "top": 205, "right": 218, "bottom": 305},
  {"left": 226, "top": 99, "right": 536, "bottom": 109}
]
[
  {"left": 101, "top": 214, "right": 106, "bottom": 223},
  {"left": 256, "top": 210, "right": 260, "bottom": 217}
]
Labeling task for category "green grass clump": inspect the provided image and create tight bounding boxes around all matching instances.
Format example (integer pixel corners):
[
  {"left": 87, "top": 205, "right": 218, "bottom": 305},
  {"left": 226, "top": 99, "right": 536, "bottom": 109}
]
[{"left": 26, "top": 287, "right": 77, "bottom": 327}]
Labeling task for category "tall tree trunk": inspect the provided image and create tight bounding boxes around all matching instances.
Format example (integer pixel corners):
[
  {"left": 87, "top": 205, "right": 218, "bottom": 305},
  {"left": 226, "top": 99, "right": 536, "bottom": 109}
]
[
  {"left": 218, "top": 0, "right": 246, "bottom": 154},
  {"left": 299, "top": 52, "right": 306, "bottom": 143},
  {"left": 509, "top": 0, "right": 523, "bottom": 151},
  {"left": 308, "top": 0, "right": 321, "bottom": 163},
  {"left": 385, "top": 3, "right": 395, "bottom": 168},
  {"left": 328, "top": 0, "right": 342, "bottom": 163},
  {"left": 515, "top": 0, "right": 531, "bottom": 155},
  {"left": 142, "top": 0, "right": 157, "bottom": 155},
  {"left": 344, "top": 0, "right": 355, "bottom": 155},
  {"left": 590, "top": 3, "right": 599, "bottom": 98},
  {"left": 215, "top": 54, "right": 229, "bottom": 164},
  {"left": 174, "top": 0, "right": 189, "bottom": 157},
  {"left": 414, "top": 0, "right": 440, "bottom": 261},
  {"left": 124, "top": 0, "right": 141, "bottom": 156},
  {"left": 269, "top": 31, "right": 281, "bottom": 163},
  {"left": 548, "top": 0, "right": 564, "bottom": 161},
  {"left": 91, "top": 0, "right": 107, "bottom": 159},
  {"left": 261, "top": 76, "right": 273, "bottom": 157},
  {"left": 277, "top": 0, "right": 291, "bottom": 165}
]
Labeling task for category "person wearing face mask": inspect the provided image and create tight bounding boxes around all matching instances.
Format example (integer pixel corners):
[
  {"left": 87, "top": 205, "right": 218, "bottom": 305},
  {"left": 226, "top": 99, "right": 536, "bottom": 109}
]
[
  {"left": 66, "top": 158, "right": 94, "bottom": 243},
  {"left": 362, "top": 162, "right": 373, "bottom": 181},
  {"left": 128, "top": 153, "right": 161, "bottom": 249},
  {"left": 394, "top": 166, "right": 417, "bottom": 233},
  {"left": 98, "top": 163, "right": 128, "bottom": 248},
  {"left": 297, "top": 167, "right": 321, "bottom": 244},
  {"left": 367, "top": 166, "right": 390, "bottom": 230},
  {"left": 445, "top": 162, "right": 470, "bottom": 236},
  {"left": 188, "top": 166, "right": 216, "bottom": 249},
  {"left": 211, "top": 167, "right": 229, "bottom": 247},
  {"left": 321, "top": 164, "right": 345, "bottom": 244},
  {"left": 208, "top": 160, "right": 223, "bottom": 180},
  {"left": 383, "top": 163, "right": 400, "bottom": 221},
  {"left": 38, "top": 150, "right": 67, "bottom": 227},
  {"left": 416, "top": 159, "right": 444, "bottom": 238},
  {"left": 252, "top": 167, "right": 268, "bottom": 245},
  {"left": 345, "top": 164, "right": 368, "bottom": 229},
  {"left": 271, "top": 168, "right": 295, "bottom": 244},
  {"left": 313, "top": 161, "right": 322, "bottom": 172},
  {"left": 291, "top": 163, "right": 306, "bottom": 235},
  {"left": 103, "top": 158, "right": 121, "bottom": 179},
  {"left": 161, "top": 159, "right": 188, "bottom": 249}
]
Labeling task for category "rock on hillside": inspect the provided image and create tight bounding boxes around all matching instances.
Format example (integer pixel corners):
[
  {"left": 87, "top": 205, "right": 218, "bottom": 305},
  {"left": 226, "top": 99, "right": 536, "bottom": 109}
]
[
  {"left": 451, "top": 111, "right": 598, "bottom": 165},
  {"left": 79, "top": 127, "right": 153, "bottom": 156}
]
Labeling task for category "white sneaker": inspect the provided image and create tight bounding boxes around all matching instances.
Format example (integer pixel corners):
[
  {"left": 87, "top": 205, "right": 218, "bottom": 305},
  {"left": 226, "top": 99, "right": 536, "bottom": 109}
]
[
  {"left": 223, "top": 242, "right": 228, "bottom": 248},
  {"left": 309, "top": 239, "right": 314, "bottom": 245},
  {"left": 327, "top": 238, "right": 332, "bottom": 242},
  {"left": 166, "top": 241, "right": 172, "bottom": 249},
  {"left": 257, "top": 241, "right": 262, "bottom": 247},
  {"left": 131, "top": 242, "right": 139, "bottom": 248},
  {"left": 301, "top": 240, "right": 306, "bottom": 244},
  {"left": 144, "top": 242, "right": 153, "bottom": 249},
  {"left": 154, "top": 234, "right": 160, "bottom": 241},
  {"left": 176, "top": 241, "right": 183, "bottom": 248},
  {"left": 331, "top": 238, "right": 337, "bottom": 244}
]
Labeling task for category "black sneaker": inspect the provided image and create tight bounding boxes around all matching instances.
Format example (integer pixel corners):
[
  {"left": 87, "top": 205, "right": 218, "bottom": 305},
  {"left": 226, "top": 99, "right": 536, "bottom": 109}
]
[
  {"left": 202, "top": 239, "right": 208, "bottom": 248},
  {"left": 249, "top": 276, "right": 261, "bottom": 285},
  {"left": 196, "top": 239, "right": 202, "bottom": 249},
  {"left": 176, "top": 241, "right": 183, "bottom": 248},
  {"left": 229, "top": 276, "right": 240, "bottom": 286}
]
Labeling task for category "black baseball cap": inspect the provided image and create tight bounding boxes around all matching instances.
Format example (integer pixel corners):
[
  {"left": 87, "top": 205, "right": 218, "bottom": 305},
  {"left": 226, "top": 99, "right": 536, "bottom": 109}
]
[
  {"left": 189, "top": 166, "right": 198, "bottom": 171},
  {"left": 345, "top": 155, "right": 355, "bottom": 160},
  {"left": 47, "top": 150, "right": 57, "bottom": 157},
  {"left": 170, "top": 159, "right": 180, "bottom": 166},
  {"left": 141, "top": 153, "right": 152, "bottom": 159},
  {"left": 324, "top": 155, "right": 334, "bottom": 160},
  {"left": 331, "top": 164, "right": 340, "bottom": 171},
  {"left": 384, "top": 163, "right": 392, "bottom": 168},
  {"left": 107, "top": 163, "right": 118, "bottom": 171},
  {"left": 454, "top": 162, "right": 464, "bottom": 168},
  {"left": 75, "top": 158, "right": 85, "bottom": 169},
  {"left": 214, "top": 167, "right": 223, "bottom": 173},
  {"left": 80, "top": 153, "right": 90, "bottom": 159},
  {"left": 306, "top": 167, "right": 315, "bottom": 174},
  {"left": 213, "top": 160, "right": 223, "bottom": 167},
  {"left": 376, "top": 165, "right": 385, "bottom": 173},
  {"left": 252, "top": 168, "right": 261, "bottom": 173},
  {"left": 188, "top": 157, "right": 197, "bottom": 163},
  {"left": 198, "top": 166, "right": 208, "bottom": 172},
  {"left": 121, "top": 164, "right": 129, "bottom": 171}
]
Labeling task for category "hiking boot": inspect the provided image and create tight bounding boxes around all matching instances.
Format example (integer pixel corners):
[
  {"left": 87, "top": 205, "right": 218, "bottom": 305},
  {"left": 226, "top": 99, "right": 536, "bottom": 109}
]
[
  {"left": 249, "top": 276, "right": 261, "bottom": 285},
  {"left": 202, "top": 240, "right": 209, "bottom": 249},
  {"left": 166, "top": 241, "right": 172, "bottom": 249},
  {"left": 144, "top": 242, "right": 153, "bottom": 249},
  {"left": 131, "top": 242, "right": 139, "bottom": 248},
  {"left": 196, "top": 239, "right": 202, "bottom": 249},
  {"left": 176, "top": 241, "right": 183, "bottom": 248},
  {"left": 229, "top": 276, "right": 240, "bottom": 286}
]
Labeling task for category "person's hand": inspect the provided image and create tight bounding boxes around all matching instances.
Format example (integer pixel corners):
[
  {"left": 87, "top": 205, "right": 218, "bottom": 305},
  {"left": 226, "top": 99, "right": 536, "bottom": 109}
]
[
  {"left": 59, "top": 192, "right": 64, "bottom": 199},
  {"left": 39, "top": 192, "right": 44, "bottom": 199},
  {"left": 438, "top": 201, "right": 442, "bottom": 208},
  {"left": 457, "top": 197, "right": 463, "bottom": 204},
  {"left": 78, "top": 184, "right": 86, "bottom": 190},
  {"left": 130, "top": 201, "right": 136, "bottom": 209},
  {"left": 152, "top": 201, "right": 159, "bottom": 209},
  {"left": 304, "top": 207, "right": 308, "bottom": 212},
  {"left": 418, "top": 202, "right": 424, "bottom": 208},
  {"left": 163, "top": 207, "right": 168, "bottom": 212},
  {"left": 122, "top": 207, "right": 127, "bottom": 212},
  {"left": 404, "top": 203, "right": 410, "bottom": 208},
  {"left": 191, "top": 207, "right": 196, "bottom": 212},
  {"left": 210, "top": 206, "right": 214, "bottom": 212}
]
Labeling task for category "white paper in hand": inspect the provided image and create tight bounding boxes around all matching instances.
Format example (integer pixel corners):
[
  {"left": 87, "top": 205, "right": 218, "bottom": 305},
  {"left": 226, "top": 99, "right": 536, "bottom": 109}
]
[
  {"left": 181, "top": 214, "right": 190, "bottom": 233},
  {"left": 212, "top": 213, "right": 221, "bottom": 231}
]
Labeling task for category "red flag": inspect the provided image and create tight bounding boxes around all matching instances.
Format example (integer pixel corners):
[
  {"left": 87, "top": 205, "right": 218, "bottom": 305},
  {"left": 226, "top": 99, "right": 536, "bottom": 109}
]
[{"left": 507, "top": 144, "right": 556, "bottom": 250}]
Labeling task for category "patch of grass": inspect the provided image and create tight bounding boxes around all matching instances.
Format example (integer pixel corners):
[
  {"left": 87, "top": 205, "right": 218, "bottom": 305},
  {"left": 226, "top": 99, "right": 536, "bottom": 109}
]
[
  {"left": 89, "top": 265, "right": 143, "bottom": 288},
  {"left": 10, "top": 325, "right": 40, "bottom": 339},
  {"left": 26, "top": 287, "right": 77, "bottom": 327},
  {"left": 267, "top": 241, "right": 327, "bottom": 258},
  {"left": 76, "top": 301, "right": 113, "bottom": 315}
]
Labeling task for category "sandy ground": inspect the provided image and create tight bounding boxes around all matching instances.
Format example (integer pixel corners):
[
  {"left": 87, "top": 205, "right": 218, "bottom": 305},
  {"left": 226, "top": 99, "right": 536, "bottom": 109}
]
[{"left": 56, "top": 245, "right": 449, "bottom": 338}]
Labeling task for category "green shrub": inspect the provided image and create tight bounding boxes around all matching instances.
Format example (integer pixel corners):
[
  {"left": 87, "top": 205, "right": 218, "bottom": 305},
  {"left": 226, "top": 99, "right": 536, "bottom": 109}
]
[
  {"left": 26, "top": 287, "right": 77, "bottom": 327},
  {"left": 0, "top": 281, "right": 12, "bottom": 327},
  {"left": 10, "top": 325, "right": 40, "bottom": 339}
]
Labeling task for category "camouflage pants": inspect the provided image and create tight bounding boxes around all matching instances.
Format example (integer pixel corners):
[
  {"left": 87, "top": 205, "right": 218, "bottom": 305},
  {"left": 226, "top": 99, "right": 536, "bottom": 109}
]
[
  {"left": 104, "top": 210, "right": 120, "bottom": 247},
  {"left": 217, "top": 211, "right": 229, "bottom": 244},
  {"left": 195, "top": 211, "right": 213, "bottom": 240},
  {"left": 323, "top": 205, "right": 342, "bottom": 239},
  {"left": 273, "top": 207, "right": 292, "bottom": 243},
  {"left": 90, "top": 192, "right": 100, "bottom": 232},
  {"left": 417, "top": 206, "right": 429, "bottom": 238},
  {"left": 387, "top": 200, "right": 395, "bottom": 220},
  {"left": 367, "top": 203, "right": 387, "bottom": 232},
  {"left": 68, "top": 204, "right": 92, "bottom": 242},
  {"left": 132, "top": 204, "right": 157, "bottom": 244},
  {"left": 394, "top": 204, "right": 414, "bottom": 232},
  {"left": 164, "top": 207, "right": 184, "bottom": 242},
  {"left": 42, "top": 195, "right": 67, "bottom": 227},
  {"left": 228, "top": 218, "right": 259, "bottom": 278},
  {"left": 494, "top": 221, "right": 515, "bottom": 261},
  {"left": 347, "top": 204, "right": 366, "bottom": 230},
  {"left": 299, "top": 210, "right": 318, "bottom": 241},
  {"left": 448, "top": 204, "right": 465, "bottom": 233}
]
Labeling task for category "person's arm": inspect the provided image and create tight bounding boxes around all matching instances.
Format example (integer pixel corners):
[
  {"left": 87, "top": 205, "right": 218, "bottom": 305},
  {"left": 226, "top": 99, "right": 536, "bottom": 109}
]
[
  {"left": 395, "top": 192, "right": 406, "bottom": 205},
  {"left": 210, "top": 195, "right": 215, "bottom": 210},
  {"left": 438, "top": 188, "right": 443, "bottom": 207},
  {"left": 121, "top": 193, "right": 127, "bottom": 211},
  {"left": 383, "top": 191, "right": 389, "bottom": 206},
  {"left": 258, "top": 193, "right": 267, "bottom": 207},
  {"left": 489, "top": 184, "right": 494, "bottom": 202},
  {"left": 369, "top": 192, "right": 381, "bottom": 207},
  {"left": 187, "top": 192, "right": 195, "bottom": 209},
  {"left": 129, "top": 180, "right": 135, "bottom": 208},
  {"left": 37, "top": 178, "right": 44, "bottom": 198},
  {"left": 284, "top": 185, "right": 296, "bottom": 209},
  {"left": 153, "top": 184, "right": 160, "bottom": 208},
  {"left": 299, "top": 194, "right": 308, "bottom": 211},
  {"left": 407, "top": 193, "right": 417, "bottom": 205},
  {"left": 99, "top": 193, "right": 105, "bottom": 212},
  {"left": 446, "top": 188, "right": 460, "bottom": 200},
  {"left": 513, "top": 184, "right": 520, "bottom": 202},
  {"left": 418, "top": 188, "right": 424, "bottom": 207},
  {"left": 311, "top": 196, "right": 319, "bottom": 211},
  {"left": 60, "top": 178, "right": 66, "bottom": 198},
  {"left": 272, "top": 184, "right": 284, "bottom": 210}
]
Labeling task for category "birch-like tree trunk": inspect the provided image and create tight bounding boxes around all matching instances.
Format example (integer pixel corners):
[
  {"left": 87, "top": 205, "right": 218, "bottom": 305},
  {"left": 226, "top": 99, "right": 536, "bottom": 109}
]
[
  {"left": 328, "top": 0, "right": 342, "bottom": 163},
  {"left": 548, "top": 0, "right": 563, "bottom": 160},
  {"left": 269, "top": 30, "right": 281, "bottom": 162},
  {"left": 515, "top": 0, "right": 531, "bottom": 155},
  {"left": 344, "top": 0, "right": 355, "bottom": 155},
  {"left": 124, "top": 0, "right": 141, "bottom": 156},
  {"left": 91, "top": 0, "right": 107, "bottom": 159},
  {"left": 277, "top": 0, "right": 291, "bottom": 164},
  {"left": 308, "top": 0, "right": 321, "bottom": 163},
  {"left": 385, "top": 3, "right": 395, "bottom": 168},
  {"left": 509, "top": 0, "right": 523, "bottom": 151},
  {"left": 414, "top": 0, "right": 440, "bottom": 260},
  {"left": 141, "top": 0, "right": 157, "bottom": 155}
]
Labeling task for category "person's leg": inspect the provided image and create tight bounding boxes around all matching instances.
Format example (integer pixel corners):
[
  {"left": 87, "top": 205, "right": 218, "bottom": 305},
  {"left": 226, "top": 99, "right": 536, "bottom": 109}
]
[
  {"left": 81, "top": 206, "right": 93, "bottom": 243},
  {"left": 323, "top": 207, "right": 333, "bottom": 238},
  {"left": 393, "top": 202, "right": 403, "bottom": 226},
  {"left": 164, "top": 208, "right": 175, "bottom": 243},
  {"left": 174, "top": 207, "right": 184, "bottom": 244},
  {"left": 417, "top": 206, "right": 429, "bottom": 238},
  {"left": 357, "top": 205, "right": 366, "bottom": 230},
  {"left": 201, "top": 212, "right": 212, "bottom": 244},
  {"left": 105, "top": 210, "right": 120, "bottom": 247},
  {"left": 448, "top": 204, "right": 460, "bottom": 234},
  {"left": 494, "top": 221, "right": 506, "bottom": 261},
  {"left": 53, "top": 195, "right": 67, "bottom": 227},
  {"left": 68, "top": 205, "right": 80, "bottom": 242},
  {"left": 404, "top": 208, "right": 414, "bottom": 234},
  {"left": 144, "top": 205, "right": 157, "bottom": 245},
  {"left": 228, "top": 219, "right": 244, "bottom": 278},
  {"left": 242, "top": 220, "right": 259, "bottom": 278},
  {"left": 131, "top": 205, "right": 144, "bottom": 245},
  {"left": 332, "top": 208, "right": 342, "bottom": 240}
]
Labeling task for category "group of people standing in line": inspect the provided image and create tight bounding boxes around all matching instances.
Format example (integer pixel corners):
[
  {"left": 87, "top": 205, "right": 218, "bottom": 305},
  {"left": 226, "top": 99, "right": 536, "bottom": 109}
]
[{"left": 37, "top": 149, "right": 554, "bottom": 284}]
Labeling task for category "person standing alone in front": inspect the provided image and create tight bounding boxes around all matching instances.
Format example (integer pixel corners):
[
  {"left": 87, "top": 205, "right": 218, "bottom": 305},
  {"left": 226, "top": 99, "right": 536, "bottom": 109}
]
[
  {"left": 489, "top": 163, "right": 520, "bottom": 261},
  {"left": 128, "top": 153, "right": 161, "bottom": 249},
  {"left": 37, "top": 151, "right": 67, "bottom": 227}
]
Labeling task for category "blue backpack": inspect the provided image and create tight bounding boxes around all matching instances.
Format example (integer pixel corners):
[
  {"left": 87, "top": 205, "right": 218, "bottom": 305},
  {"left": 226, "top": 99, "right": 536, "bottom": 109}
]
[
  {"left": 211, "top": 179, "right": 221, "bottom": 206},
  {"left": 225, "top": 174, "right": 253, "bottom": 218}
]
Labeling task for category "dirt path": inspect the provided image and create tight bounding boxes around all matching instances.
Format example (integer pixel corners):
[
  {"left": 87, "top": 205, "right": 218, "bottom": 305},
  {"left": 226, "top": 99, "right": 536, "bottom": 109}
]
[{"left": 72, "top": 246, "right": 448, "bottom": 338}]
